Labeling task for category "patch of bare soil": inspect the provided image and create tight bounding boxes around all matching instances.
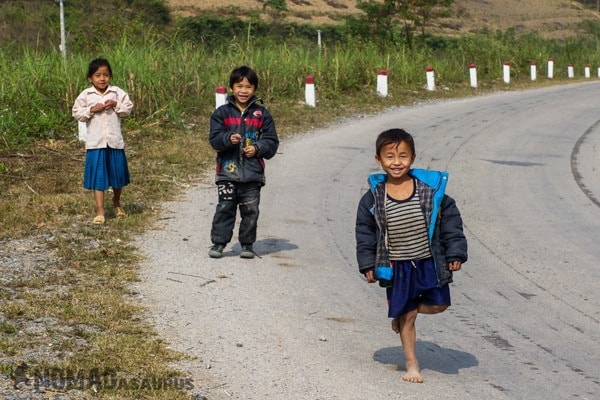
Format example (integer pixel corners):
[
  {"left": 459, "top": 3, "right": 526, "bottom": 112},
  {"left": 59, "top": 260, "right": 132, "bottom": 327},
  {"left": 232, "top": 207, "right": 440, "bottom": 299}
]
[
  {"left": 449, "top": 0, "right": 599, "bottom": 39},
  {"left": 166, "top": 0, "right": 600, "bottom": 38}
]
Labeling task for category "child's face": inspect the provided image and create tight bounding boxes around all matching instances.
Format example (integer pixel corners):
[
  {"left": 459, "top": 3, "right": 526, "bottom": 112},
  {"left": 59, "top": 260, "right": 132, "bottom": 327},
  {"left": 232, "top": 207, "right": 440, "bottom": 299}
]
[
  {"left": 231, "top": 78, "right": 256, "bottom": 109},
  {"left": 375, "top": 141, "right": 415, "bottom": 181},
  {"left": 89, "top": 65, "right": 111, "bottom": 93}
]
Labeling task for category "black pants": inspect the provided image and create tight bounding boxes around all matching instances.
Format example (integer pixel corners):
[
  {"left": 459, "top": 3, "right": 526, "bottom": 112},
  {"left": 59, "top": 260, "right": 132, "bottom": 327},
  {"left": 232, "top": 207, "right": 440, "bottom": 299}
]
[{"left": 210, "top": 181, "right": 261, "bottom": 246}]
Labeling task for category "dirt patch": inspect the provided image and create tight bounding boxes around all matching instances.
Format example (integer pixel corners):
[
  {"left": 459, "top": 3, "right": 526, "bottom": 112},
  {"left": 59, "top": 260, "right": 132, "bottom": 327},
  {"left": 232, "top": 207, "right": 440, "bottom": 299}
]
[
  {"left": 166, "top": 0, "right": 600, "bottom": 38},
  {"left": 167, "top": 0, "right": 358, "bottom": 14},
  {"left": 449, "top": 0, "right": 599, "bottom": 38}
]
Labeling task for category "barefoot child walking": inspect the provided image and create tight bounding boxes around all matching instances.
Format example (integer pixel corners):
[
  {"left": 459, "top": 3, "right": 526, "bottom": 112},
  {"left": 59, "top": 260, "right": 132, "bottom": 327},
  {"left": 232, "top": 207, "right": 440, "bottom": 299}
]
[
  {"left": 355, "top": 128, "right": 467, "bottom": 383},
  {"left": 72, "top": 58, "right": 133, "bottom": 224}
]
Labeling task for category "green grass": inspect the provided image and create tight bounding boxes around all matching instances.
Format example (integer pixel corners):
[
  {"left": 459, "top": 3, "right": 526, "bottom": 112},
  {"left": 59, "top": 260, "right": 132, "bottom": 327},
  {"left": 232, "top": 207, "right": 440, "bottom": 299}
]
[{"left": 2, "top": 22, "right": 600, "bottom": 149}]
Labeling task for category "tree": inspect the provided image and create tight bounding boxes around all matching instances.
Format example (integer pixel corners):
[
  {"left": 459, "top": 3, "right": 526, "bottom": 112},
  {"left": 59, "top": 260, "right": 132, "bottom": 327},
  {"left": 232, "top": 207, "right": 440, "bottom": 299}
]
[
  {"left": 356, "top": 0, "right": 454, "bottom": 45},
  {"left": 263, "top": 0, "right": 288, "bottom": 21},
  {"left": 409, "top": 0, "right": 454, "bottom": 38},
  {"left": 355, "top": 0, "right": 400, "bottom": 43}
]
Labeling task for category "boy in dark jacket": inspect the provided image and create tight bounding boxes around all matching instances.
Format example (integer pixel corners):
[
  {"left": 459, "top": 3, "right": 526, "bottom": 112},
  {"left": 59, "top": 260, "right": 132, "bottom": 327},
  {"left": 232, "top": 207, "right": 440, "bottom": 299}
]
[
  {"left": 355, "top": 128, "right": 467, "bottom": 383},
  {"left": 208, "top": 66, "right": 279, "bottom": 259}
]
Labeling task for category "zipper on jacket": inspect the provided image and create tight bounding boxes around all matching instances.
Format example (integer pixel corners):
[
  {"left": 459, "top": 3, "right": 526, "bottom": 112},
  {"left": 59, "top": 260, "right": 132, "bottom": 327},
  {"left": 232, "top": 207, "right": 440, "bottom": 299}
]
[
  {"left": 235, "top": 96, "right": 261, "bottom": 182},
  {"left": 238, "top": 108, "right": 247, "bottom": 181}
]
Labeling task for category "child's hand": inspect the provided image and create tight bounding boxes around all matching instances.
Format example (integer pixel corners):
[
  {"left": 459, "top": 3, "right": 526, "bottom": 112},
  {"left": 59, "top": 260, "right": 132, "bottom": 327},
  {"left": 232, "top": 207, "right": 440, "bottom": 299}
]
[
  {"left": 364, "top": 270, "right": 377, "bottom": 283},
  {"left": 448, "top": 261, "right": 462, "bottom": 271},
  {"left": 242, "top": 145, "right": 257, "bottom": 158},
  {"left": 90, "top": 103, "right": 104, "bottom": 113},
  {"left": 103, "top": 99, "right": 117, "bottom": 109},
  {"left": 230, "top": 133, "right": 242, "bottom": 145}
]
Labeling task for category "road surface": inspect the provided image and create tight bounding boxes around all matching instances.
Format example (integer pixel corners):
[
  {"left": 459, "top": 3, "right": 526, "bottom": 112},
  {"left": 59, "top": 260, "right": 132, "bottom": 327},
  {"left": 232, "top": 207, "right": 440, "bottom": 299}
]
[{"left": 135, "top": 82, "right": 600, "bottom": 400}]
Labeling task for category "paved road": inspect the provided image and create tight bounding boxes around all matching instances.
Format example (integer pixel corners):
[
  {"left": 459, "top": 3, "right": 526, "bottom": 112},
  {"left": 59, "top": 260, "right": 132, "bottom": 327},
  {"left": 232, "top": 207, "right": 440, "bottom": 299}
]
[{"left": 135, "top": 82, "right": 600, "bottom": 400}]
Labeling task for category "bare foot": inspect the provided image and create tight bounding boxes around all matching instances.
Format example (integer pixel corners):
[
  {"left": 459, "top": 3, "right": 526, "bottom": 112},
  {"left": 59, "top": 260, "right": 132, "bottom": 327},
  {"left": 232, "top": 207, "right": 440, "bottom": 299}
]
[
  {"left": 403, "top": 361, "right": 424, "bottom": 383},
  {"left": 403, "top": 369, "right": 424, "bottom": 383},
  {"left": 391, "top": 317, "right": 400, "bottom": 333}
]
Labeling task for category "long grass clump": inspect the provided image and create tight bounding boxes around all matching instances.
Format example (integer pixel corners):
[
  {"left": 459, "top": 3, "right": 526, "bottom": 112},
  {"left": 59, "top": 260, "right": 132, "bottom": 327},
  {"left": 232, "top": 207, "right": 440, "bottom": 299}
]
[
  {"left": 3, "top": 24, "right": 600, "bottom": 151},
  {"left": 2, "top": 20, "right": 600, "bottom": 151}
]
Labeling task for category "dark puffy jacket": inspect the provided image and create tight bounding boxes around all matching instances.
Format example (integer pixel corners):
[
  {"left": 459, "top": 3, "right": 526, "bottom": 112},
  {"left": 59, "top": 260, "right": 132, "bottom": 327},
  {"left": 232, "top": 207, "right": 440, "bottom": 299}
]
[
  {"left": 355, "top": 170, "right": 468, "bottom": 287},
  {"left": 209, "top": 95, "right": 279, "bottom": 185}
]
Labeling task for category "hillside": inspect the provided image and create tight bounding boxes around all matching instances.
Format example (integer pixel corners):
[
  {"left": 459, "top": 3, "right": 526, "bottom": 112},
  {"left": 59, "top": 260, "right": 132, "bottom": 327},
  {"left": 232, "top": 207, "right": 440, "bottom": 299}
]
[{"left": 167, "top": 0, "right": 600, "bottom": 39}]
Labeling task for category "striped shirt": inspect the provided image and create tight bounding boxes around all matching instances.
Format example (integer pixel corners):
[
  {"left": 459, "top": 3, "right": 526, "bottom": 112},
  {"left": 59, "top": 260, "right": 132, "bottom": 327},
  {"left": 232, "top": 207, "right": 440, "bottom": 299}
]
[{"left": 386, "top": 184, "right": 432, "bottom": 261}]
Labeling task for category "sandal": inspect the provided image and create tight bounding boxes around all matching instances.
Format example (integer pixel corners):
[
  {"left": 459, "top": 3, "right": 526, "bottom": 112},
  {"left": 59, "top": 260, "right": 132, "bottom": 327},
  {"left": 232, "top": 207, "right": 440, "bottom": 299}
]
[
  {"left": 93, "top": 215, "right": 105, "bottom": 225},
  {"left": 114, "top": 207, "right": 126, "bottom": 218}
]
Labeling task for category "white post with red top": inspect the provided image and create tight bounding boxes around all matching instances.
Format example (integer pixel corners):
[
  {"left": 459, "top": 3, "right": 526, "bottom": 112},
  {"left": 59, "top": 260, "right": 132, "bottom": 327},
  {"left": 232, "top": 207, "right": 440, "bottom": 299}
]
[
  {"left": 584, "top": 64, "right": 591, "bottom": 78},
  {"left": 426, "top": 66, "right": 435, "bottom": 91},
  {"left": 567, "top": 64, "right": 574, "bottom": 78},
  {"left": 215, "top": 85, "right": 227, "bottom": 109},
  {"left": 530, "top": 61, "right": 537, "bottom": 81},
  {"left": 377, "top": 70, "right": 388, "bottom": 97},
  {"left": 547, "top": 57, "right": 554, "bottom": 79},
  {"left": 469, "top": 63, "right": 477, "bottom": 88},
  {"left": 305, "top": 75, "right": 316, "bottom": 107}
]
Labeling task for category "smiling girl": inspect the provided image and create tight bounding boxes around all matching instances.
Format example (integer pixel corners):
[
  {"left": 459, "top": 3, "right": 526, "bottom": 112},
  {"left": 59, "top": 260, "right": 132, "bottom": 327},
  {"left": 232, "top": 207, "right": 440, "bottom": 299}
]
[{"left": 72, "top": 58, "right": 133, "bottom": 224}]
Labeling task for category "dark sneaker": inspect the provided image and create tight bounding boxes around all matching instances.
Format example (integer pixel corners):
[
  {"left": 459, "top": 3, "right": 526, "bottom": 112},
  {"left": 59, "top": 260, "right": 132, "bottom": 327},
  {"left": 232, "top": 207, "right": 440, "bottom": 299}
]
[
  {"left": 239, "top": 245, "right": 255, "bottom": 259},
  {"left": 208, "top": 244, "right": 225, "bottom": 258}
]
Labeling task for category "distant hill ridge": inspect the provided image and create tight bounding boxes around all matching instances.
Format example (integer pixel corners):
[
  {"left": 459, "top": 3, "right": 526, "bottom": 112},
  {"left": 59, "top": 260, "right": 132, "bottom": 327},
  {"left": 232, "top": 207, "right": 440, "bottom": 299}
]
[{"left": 167, "top": 0, "right": 600, "bottom": 39}]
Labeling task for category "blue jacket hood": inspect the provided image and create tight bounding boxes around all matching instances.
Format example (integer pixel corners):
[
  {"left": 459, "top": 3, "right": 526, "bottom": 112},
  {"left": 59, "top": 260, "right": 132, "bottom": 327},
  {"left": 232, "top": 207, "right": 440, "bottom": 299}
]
[{"left": 368, "top": 169, "right": 448, "bottom": 192}]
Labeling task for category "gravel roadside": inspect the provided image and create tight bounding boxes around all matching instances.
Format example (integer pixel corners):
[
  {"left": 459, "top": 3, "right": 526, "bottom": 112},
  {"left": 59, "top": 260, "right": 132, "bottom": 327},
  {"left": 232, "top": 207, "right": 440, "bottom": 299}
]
[{"left": 0, "top": 236, "right": 92, "bottom": 400}]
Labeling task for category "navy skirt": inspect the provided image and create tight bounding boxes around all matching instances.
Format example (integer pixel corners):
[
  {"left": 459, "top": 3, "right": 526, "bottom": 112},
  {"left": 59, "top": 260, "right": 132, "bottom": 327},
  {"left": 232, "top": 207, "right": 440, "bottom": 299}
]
[
  {"left": 83, "top": 147, "right": 130, "bottom": 191},
  {"left": 386, "top": 258, "right": 451, "bottom": 318}
]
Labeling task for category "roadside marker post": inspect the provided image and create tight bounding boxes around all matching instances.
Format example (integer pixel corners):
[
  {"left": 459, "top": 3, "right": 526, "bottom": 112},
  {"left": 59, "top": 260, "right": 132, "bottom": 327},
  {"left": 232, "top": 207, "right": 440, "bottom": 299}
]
[
  {"left": 503, "top": 61, "right": 510, "bottom": 84},
  {"left": 57, "top": 0, "right": 66, "bottom": 60},
  {"left": 530, "top": 61, "right": 537, "bottom": 81},
  {"left": 215, "top": 85, "right": 227, "bottom": 109},
  {"left": 77, "top": 121, "right": 86, "bottom": 142},
  {"left": 568, "top": 64, "right": 574, "bottom": 78},
  {"left": 469, "top": 63, "right": 477, "bottom": 88},
  {"left": 317, "top": 30, "right": 322, "bottom": 50},
  {"left": 305, "top": 75, "right": 316, "bottom": 107},
  {"left": 426, "top": 66, "right": 435, "bottom": 91},
  {"left": 584, "top": 64, "right": 590, "bottom": 78},
  {"left": 377, "top": 70, "right": 388, "bottom": 97},
  {"left": 548, "top": 57, "right": 554, "bottom": 79}
]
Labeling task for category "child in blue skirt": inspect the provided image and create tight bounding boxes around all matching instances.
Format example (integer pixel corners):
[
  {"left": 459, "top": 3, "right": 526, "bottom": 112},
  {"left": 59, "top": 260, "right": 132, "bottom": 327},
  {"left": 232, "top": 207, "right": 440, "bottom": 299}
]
[
  {"left": 72, "top": 58, "right": 133, "bottom": 224},
  {"left": 355, "top": 128, "right": 467, "bottom": 383}
]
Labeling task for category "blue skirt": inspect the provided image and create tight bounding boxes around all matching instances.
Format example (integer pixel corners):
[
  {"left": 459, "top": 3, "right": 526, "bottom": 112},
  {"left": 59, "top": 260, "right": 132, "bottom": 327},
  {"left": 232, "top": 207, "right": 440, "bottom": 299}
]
[
  {"left": 386, "top": 258, "right": 451, "bottom": 318},
  {"left": 83, "top": 147, "right": 130, "bottom": 191}
]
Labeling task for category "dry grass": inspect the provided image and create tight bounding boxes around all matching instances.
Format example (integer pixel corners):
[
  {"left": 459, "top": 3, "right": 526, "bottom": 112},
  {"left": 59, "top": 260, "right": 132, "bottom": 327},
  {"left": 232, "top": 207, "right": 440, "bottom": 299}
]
[
  {"left": 166, "top": 0, "right": 600, "bottom": 38},
  {"left": 0, "top": 121, "right": 215, "bottom": 398}
]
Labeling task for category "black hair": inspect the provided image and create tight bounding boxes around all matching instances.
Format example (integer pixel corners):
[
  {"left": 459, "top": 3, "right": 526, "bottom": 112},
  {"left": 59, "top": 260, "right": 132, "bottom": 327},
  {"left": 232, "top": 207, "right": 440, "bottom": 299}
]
[
  {"left": 229, "top": 65, "right": 259, "bottom": 90},
  {"left": 375, "top": 128, "right": 416, "bottom": 157},
  {"left": 87, "top": 58, "right": 112, "bottom": 78}
]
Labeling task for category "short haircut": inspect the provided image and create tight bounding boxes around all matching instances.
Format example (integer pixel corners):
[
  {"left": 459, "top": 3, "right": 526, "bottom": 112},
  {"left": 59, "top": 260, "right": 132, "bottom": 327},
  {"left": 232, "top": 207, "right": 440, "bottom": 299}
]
[
  {"left": 375, "top": 128, "right": 415, "bottom": 157},
  {"left": 87, "top": 58, "right": 112, "bottom": 78},
  {"left": 229, "top": 65, "right": 259, "bottom": 90}
]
